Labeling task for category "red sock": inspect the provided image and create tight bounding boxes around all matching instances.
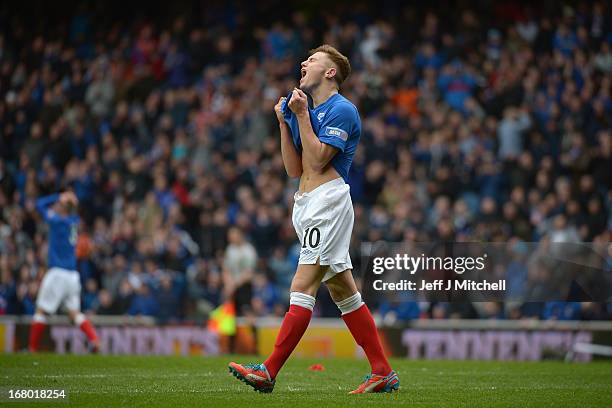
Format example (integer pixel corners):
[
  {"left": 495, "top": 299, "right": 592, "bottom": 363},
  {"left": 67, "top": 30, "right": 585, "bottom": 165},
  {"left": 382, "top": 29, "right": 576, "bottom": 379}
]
[
  {"left": 263, "top": 304, "right": 312, "bottom": 379},
  {"left": 342, "top": 304, "right": 391, "bottom": 376},
  {"left": 29, "top": 322, "right": 46, "bottom": 352},
  {"left": 79, "top": 320, "right": 99, "bottom": 342}
]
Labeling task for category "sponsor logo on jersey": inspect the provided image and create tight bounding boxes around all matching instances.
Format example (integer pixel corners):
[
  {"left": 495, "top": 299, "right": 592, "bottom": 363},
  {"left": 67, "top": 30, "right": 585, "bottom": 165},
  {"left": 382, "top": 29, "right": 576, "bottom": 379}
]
[
  {"left": 317, "top": 112, "right": 326, "bottom": 122},
  {"left": 324, "top": 126, "right": 348, "bottom": 141}
]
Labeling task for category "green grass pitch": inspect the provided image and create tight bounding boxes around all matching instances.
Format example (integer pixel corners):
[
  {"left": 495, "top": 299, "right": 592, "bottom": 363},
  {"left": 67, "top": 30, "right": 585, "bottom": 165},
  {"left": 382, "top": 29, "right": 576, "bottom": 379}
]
[{"left": 1, "top": 354, "right": 611, "bottom": 407}]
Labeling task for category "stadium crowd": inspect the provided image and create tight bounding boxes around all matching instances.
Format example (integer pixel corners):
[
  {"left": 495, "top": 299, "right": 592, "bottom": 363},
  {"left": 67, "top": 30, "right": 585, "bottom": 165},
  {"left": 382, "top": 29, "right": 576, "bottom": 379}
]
[{"left": 0, "top": 1, "right": 610, "bottom": 323}]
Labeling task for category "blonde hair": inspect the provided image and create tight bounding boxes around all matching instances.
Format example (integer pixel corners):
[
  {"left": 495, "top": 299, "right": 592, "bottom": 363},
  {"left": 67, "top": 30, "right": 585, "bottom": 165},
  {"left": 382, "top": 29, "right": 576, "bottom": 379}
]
[{"left": 309, "top": 44, "right": 351, "bottom": 87}]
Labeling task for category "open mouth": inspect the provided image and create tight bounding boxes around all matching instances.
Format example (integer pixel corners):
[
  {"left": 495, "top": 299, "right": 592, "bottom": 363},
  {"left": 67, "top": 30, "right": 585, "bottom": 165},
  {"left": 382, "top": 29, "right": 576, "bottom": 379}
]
[{"left": 301, "top": 69, "right": 306, "bottom": 78}]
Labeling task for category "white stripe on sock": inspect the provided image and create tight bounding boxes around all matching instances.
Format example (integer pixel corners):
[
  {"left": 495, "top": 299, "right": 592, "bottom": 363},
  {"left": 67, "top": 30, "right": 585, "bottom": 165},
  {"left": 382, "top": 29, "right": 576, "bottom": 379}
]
[
  {"left": 335, "top": 292, "right": 364, "bottom": 315},
  {"left": 289, "top": 292, "right": 316, "bottom": 311},
  {"left": 33, "top": 313, "right": 47, "bottom": 324},
  {"left": 74, "top": 313, "right": 86, "bottom": 326}
]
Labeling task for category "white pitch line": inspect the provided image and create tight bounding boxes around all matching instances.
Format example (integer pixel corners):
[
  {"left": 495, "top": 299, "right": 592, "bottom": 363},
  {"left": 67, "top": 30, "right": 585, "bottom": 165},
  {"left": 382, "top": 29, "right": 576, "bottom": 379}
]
[{"left": 19, "top": 373, "right": 213, "bottom": 379}]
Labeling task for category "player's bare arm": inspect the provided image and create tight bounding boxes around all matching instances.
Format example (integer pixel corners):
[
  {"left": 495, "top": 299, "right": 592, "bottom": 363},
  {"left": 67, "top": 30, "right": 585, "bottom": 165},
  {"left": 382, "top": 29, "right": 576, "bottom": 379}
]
[{"left": 275, "top": 96, "right": 303, "bottom": 178}]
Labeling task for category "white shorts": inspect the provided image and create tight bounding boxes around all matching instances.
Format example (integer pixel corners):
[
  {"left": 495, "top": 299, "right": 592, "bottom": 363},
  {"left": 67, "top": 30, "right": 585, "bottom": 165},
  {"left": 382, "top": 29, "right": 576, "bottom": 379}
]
[
  {"left": 37, "top": 267, "right": 81, "bottom": 314},
  {"left": 292, "top": 177, "right": 354, "bottom": 282}
]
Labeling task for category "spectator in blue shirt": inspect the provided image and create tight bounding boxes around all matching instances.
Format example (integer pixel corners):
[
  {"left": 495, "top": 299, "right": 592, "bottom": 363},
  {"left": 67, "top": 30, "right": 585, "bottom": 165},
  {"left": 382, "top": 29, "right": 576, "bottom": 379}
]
[
  {"left": 128, "top": 284, "right": 160, "bottom": 317},
  {"left": 156, "top": 274, "right": 181, "bottom": 323}
]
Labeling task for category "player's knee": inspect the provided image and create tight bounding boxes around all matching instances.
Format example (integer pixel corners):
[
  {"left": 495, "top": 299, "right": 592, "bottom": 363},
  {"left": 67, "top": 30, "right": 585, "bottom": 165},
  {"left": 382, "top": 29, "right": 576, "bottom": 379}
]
[
  {"left": 289, "top": 273, "right": 319, "bottom": 297},
  {"left": 326, "top": 279, "right": 355, "bottom": 301},
  {"left": 289, "top": 292, "right": 316, "bottom": 311},
  {"left": 289, "top": 281, "right": 317, "bottom": 297},
  {"left": 334, "top": 291, "right": 364, "bottom": 315}
]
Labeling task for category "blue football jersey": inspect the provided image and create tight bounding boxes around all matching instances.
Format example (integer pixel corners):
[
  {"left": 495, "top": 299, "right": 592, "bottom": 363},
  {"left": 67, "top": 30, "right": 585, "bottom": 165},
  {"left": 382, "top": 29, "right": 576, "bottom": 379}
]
[
  {"left": 36, "top": 194, "right": 79, "bottom": 271},
  {"left": 282, "top": 92, "right": 361, "bottom": 182}
]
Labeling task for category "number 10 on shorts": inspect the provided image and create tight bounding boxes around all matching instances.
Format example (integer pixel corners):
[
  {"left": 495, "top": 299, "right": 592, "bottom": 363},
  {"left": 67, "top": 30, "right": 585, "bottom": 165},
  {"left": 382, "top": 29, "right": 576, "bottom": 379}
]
[{"left": 302, "top": 227, "right": 321, "bottom": 249}]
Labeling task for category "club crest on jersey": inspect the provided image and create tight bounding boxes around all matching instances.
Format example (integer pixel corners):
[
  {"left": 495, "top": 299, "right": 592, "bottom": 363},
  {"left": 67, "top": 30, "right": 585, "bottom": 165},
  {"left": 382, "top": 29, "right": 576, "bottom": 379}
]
[
  {"left": 317, "top": 112, "right": 326, "bottom": 122},
  {"left": 324, "top": 126, "right": 348, "bottom": 141}
]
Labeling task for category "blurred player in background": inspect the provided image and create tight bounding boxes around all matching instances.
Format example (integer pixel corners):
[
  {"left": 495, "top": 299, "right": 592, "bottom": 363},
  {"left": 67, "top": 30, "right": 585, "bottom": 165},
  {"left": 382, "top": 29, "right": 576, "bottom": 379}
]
[
  {"left": 229, "top": 45, "right": 399, "bottom": 394},
  {"left": 28, "top": 191, "right": 100, "bottom": 352}
]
